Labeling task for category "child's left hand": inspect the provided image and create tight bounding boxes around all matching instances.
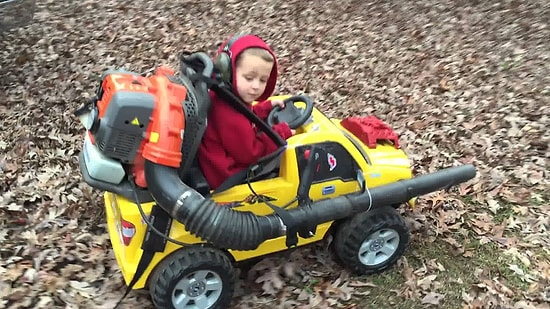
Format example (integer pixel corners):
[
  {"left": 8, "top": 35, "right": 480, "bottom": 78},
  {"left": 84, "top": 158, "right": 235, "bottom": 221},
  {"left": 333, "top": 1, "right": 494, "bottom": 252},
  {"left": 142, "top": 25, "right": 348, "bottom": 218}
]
[{"left": 271, "top": 99, "right": 285, "bottom": 109}]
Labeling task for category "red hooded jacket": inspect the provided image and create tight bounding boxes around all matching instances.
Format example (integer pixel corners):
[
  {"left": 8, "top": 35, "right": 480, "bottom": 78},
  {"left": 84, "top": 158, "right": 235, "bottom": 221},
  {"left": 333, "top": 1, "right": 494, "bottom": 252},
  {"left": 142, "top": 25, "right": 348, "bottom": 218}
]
[{"left": 198, "top": 35, "right": 292, "bottom": 190}]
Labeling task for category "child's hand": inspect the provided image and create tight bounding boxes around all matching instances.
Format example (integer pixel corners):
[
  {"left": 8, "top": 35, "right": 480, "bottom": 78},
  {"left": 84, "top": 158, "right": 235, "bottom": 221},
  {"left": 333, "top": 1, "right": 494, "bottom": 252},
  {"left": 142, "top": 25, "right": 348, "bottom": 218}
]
[{"left": 271, "top": 99, "right": 285, "bottom": 109}]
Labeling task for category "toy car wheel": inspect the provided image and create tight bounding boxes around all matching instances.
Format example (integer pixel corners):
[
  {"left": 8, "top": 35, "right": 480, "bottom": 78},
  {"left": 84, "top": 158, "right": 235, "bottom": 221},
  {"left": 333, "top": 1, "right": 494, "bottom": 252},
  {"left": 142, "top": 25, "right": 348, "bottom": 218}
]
[
  {"left": 333, "top": 206, "right": 409, "bottom": 275},
  {"left": 148, "top": 246, "right": 236, "bottom": 309}
]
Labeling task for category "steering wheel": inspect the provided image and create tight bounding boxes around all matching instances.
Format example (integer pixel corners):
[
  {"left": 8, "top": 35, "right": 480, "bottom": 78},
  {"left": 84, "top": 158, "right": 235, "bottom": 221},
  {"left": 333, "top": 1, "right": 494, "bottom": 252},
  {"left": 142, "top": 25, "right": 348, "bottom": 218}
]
[{"left": 267, "top": 95, "right": 314, "bottom": 129}]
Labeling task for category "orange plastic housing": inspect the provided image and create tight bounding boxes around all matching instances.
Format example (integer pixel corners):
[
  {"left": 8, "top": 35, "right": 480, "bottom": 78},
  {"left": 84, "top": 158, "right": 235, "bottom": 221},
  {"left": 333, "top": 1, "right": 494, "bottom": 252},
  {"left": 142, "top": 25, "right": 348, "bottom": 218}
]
[
  {"left": 97, "top": 67, "right": 187, "bottom": 170},
  {"left": 340, "top": 116, "right": 400, "bottom": 149},
  {"left": 97, "top": 73, "right": 153, "bottom": 118},
  {"left": 142, "top": 67, "right": 187, "bottom": 168}
]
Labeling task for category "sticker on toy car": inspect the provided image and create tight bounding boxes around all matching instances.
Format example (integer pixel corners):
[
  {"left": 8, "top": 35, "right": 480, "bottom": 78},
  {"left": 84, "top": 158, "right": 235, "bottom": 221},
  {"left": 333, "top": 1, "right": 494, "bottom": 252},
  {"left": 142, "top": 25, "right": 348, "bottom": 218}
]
[{"left": 327, "top": 153, "right": 337, "bottom": 171}]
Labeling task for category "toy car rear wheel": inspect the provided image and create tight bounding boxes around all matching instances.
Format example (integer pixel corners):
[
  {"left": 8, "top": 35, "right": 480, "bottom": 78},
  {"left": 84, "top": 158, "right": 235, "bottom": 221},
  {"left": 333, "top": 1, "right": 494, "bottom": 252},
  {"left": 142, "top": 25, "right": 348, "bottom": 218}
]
[
  {"left": 148, "top": 246, "right": 236, "bottom": 309},
  {"left": 333, "top": 206, "right": 409, "bottom": 275}
]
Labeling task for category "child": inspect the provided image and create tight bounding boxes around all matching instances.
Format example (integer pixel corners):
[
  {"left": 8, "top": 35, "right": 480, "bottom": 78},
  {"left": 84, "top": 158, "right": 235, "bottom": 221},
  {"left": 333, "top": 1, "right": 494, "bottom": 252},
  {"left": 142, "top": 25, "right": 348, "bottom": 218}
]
[{"left": 198, "top": 34, "right": 294, "bottom": 190}]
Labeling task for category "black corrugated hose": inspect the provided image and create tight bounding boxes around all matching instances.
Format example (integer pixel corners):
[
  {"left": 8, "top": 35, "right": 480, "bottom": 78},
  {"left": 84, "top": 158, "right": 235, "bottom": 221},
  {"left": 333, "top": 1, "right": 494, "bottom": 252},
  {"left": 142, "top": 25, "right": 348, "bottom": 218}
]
[{"left": 144, "top": 160, "right": 476, "bottom": 251}]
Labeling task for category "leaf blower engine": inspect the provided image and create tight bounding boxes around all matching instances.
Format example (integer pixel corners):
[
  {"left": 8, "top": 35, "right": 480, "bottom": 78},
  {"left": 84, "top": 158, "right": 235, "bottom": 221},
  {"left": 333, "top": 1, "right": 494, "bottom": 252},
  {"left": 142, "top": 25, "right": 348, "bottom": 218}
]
[{"left": 75, "top": 67, "right": 192, "bottom": 189}]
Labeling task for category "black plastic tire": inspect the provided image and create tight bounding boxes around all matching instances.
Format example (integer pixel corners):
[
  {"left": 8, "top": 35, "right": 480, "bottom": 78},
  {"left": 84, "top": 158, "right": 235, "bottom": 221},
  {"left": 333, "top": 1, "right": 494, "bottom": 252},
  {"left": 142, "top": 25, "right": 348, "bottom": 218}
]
[
  {"left": 333, "top": 206, "right": 409, "bottom": 275},
  {"left": 148, "top": 246, "right": 236, "bottom": 309}
]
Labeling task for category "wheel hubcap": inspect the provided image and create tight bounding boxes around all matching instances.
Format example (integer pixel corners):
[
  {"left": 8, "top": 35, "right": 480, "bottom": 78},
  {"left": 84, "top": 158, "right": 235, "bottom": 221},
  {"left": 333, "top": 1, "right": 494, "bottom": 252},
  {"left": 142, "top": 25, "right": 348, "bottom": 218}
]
[
  {"left": 358, "top": 228, "right": 400, "bottom": 266},
  {"left": 187, "top": 281, "right": 206, "bottom": 297},
  {"left": 172, "top": 270, "right": 223, "bottom": 309}
]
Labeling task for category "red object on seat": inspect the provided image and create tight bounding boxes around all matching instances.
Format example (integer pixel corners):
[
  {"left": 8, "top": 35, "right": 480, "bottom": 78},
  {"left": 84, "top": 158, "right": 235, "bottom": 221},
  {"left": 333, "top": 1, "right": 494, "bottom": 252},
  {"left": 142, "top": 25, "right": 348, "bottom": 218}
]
[{"left": 340, "top": 116, "right": 400, "bottom": 149}]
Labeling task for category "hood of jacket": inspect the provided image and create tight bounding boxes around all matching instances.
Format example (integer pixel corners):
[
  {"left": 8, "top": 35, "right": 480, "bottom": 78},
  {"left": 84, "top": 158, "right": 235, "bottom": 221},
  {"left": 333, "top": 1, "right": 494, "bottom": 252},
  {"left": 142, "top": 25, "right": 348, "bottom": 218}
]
[{"left": 217, "top": 34, "right": 278, "bottom": 101}]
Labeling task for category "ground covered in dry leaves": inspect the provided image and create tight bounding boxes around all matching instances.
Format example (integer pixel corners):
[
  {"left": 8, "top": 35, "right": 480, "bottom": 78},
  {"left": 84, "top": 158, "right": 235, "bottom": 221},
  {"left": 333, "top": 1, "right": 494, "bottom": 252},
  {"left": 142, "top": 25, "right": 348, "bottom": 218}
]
[{"left": 1, "top": 0, "right": 548, "bottom": 308}]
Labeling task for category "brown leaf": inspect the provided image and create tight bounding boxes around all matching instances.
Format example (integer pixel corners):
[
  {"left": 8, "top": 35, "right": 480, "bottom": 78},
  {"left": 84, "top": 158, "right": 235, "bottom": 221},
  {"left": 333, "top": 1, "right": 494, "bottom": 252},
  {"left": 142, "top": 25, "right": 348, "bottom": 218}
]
[
  {"left": 439, "top": 78, "right": 453, "bottom": 91},
  {"left": 422, "top": 292, "right": 445, "bottom": 305},
  {"left": 417, "top": 274, "right": 438, "bottom": 290},
  {"left": 255, "top": 269, "right": 284, "bottom": 295}
]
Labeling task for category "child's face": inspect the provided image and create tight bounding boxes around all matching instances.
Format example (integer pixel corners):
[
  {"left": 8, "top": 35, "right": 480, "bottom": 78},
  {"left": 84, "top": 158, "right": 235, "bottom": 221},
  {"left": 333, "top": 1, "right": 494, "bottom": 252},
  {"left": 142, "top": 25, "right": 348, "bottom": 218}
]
[{"left": 235, "top": 53, "right": 273, "bottom": 104}]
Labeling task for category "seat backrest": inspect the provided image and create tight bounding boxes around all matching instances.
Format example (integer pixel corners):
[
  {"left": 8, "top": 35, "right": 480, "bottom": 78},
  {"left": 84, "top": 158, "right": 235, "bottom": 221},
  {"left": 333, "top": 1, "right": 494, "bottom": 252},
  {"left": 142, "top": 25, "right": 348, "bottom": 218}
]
[
  {"left": 176, "top": 74, "right": 207, "bottom": 178},
  {"left": 175, "top": 52, "right": 215, "bottom": 195}
]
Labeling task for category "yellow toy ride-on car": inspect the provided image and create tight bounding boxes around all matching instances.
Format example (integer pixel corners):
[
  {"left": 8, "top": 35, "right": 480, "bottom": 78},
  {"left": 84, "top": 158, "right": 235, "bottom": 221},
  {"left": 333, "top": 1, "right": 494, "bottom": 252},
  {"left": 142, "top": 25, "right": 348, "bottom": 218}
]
[{"left": 74, "top": 52, "right": 476, "bottom": 309}]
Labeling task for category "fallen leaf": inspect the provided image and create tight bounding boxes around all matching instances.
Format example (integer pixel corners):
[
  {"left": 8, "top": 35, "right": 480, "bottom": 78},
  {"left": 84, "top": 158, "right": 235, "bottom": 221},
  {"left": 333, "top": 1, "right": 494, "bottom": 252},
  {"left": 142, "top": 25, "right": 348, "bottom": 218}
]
[
  {"left": 417, "top": 274, "right": 438, "bottom": 290},
  {"left": 422, "top": 292, "right": 445, "bottom": 305}
]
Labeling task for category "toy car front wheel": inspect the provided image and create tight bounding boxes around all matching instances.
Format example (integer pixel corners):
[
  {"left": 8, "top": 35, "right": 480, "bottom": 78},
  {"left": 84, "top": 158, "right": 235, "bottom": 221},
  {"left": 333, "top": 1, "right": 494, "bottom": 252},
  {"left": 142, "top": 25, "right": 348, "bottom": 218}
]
[
  {"left": 334, "top": 206, "right": 409, "bottom": 275},
  {"left": 148, "top": 246, "right": 236, "bottom": 309}
]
